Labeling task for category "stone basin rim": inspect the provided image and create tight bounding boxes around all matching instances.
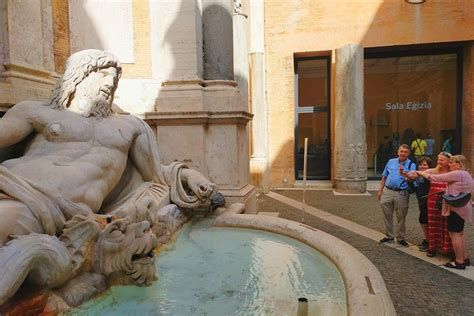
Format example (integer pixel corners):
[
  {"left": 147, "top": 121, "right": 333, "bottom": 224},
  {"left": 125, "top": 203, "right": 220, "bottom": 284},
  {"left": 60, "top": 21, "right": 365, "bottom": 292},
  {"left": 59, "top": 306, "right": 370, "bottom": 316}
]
[{"left": 213, "top": 207, "right": 396, "bottom": 316}]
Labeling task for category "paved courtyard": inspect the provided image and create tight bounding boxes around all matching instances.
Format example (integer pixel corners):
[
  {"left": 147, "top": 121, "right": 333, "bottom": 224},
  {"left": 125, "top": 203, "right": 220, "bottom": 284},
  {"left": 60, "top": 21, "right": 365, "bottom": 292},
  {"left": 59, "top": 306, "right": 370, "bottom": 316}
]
[
  {"left": 273, "top": 189, "right": 474, "bottom": 257},
  {"left": 258, "top": 190, "right": 474, "bottom": 315}
]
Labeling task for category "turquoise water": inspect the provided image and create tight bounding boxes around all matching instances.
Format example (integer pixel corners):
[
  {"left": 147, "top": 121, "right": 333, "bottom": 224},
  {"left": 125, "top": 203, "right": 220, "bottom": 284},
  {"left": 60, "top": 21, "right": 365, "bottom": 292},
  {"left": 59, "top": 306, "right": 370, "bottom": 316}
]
[{"left": 70, "top": 219, "right": 347, "bottom": 315}]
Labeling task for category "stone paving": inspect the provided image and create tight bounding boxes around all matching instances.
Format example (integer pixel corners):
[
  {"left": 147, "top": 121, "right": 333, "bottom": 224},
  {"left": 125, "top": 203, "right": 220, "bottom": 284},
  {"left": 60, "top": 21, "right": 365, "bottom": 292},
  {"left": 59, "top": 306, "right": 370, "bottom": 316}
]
[
  {"left": 273, "top": 189, "right": 474, "bottom": 256},
  {"left": 258, "top": 192, "right": 474, "bottom": 315}
]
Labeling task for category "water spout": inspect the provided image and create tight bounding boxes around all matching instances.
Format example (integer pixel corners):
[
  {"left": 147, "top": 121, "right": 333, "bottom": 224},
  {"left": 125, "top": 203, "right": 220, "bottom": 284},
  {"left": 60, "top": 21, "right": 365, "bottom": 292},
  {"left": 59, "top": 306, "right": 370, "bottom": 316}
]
[{"left": 297, "top": 297, "right": 309, "bottom": 316}]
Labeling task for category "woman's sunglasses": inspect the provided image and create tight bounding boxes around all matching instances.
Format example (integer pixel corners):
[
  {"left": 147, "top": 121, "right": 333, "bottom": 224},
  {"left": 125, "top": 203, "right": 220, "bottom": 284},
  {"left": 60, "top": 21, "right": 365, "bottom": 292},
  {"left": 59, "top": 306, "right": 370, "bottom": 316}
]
[{"left": 440, "top": 151, "right": 452, "bottom": 158}]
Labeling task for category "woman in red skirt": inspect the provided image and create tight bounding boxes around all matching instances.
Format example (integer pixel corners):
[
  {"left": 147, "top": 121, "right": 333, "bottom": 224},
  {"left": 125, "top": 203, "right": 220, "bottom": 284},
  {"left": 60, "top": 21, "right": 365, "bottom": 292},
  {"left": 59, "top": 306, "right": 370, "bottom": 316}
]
[{"left": 425, "top": 152, "right": 453, "bottom": 257}]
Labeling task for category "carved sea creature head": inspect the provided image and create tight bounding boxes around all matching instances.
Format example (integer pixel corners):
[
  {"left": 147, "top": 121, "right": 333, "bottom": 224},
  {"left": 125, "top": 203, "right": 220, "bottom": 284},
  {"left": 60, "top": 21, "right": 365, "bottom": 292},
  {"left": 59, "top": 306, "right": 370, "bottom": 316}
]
[
  {"left": 96, "top": 218, "right": 158, "bottom": 286},
  {"left": 49, "top": 49, "right": 122, "bottom": 117}
]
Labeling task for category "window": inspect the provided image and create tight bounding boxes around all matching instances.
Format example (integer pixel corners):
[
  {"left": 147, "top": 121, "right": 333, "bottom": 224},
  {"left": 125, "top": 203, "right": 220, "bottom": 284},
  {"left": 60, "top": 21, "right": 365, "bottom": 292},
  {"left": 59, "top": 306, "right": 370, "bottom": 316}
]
[
  {"left": 294, "top": 57, "right": 331, "bottom": 180},
  {"left": 364, "top": 51, "right": 461, "bottom": 177}
]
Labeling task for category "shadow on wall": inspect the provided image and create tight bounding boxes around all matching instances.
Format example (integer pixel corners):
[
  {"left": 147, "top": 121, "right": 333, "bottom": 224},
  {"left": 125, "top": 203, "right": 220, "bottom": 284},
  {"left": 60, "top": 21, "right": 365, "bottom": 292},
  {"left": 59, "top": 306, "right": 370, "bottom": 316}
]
[
  {"left": 202, "top": 2, "right": 234, "bottom": 80},
  {"left": 68, "top": 1, "right": 105, "bottom": 55},
  {"left": 160, "top": 0, "right": 202, "bottom": 81},
  {"left": 161, "top": 0, "right": 236, "bottom": 81}
]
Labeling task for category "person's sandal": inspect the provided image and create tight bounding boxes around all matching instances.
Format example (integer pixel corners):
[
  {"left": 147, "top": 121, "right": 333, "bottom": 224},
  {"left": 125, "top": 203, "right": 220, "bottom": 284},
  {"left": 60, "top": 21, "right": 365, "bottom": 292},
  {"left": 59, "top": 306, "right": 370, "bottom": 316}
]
[
  {"left": 397, "top": 239, "right": 409, "bottom": 247},
  {"left": 427, "top": 250, "right": 436, "bottom": 258},
  {"left": 379, "top": 237, "right": 394, "bottom": 243},
  {"left": 444, "top": 261, "right": 466, "bottom": 270}
]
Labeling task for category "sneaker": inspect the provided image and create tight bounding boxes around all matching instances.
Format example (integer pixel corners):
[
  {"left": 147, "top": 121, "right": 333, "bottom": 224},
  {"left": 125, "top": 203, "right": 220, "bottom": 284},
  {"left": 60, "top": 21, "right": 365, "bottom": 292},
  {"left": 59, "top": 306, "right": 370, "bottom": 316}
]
[
  {"left": 397, "top": 239, "right": 409, "bottom": 247},
  {"left": 427, "top": 250, "right": 436, "bottom": 257},
  {"left": 418, "top": 239, "right": 429, "bottom": 252},
  {"left": 379, "top": 237, "right": 394, "bottom": 243}
]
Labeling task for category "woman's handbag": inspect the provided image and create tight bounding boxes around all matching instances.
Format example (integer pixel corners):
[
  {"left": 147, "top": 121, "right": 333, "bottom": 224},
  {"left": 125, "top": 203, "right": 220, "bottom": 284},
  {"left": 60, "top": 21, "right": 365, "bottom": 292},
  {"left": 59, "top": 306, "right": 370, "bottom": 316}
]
[
  {"left": 441, "top": 172, "right": 472, "bottom": 208},
  {"left": 442, "top": 192, "right": 471, "bottom": 207}
]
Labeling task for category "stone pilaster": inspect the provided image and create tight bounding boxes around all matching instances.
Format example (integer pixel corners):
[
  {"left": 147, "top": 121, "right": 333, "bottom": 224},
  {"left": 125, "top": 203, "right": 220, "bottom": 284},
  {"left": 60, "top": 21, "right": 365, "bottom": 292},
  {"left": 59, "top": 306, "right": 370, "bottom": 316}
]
[
  {"left": 232, "top": 0, "right": 249, "bottom": 110},
  {"left": 249, "top": 0, "right": 269, "bottom": 192},
  {"left": 334, "top": 44, "right": 367, "bottom": 193},
  {"left": 0, "top": 0, "right": 56, "bottom": 110}
]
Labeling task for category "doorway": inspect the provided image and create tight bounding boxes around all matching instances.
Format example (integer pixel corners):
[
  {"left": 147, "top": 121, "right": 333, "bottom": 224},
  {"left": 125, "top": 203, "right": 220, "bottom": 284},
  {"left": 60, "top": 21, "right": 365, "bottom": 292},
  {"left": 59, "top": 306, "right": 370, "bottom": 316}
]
[{"left": 294, "top": 57, "right": 331, "bottom": 180}]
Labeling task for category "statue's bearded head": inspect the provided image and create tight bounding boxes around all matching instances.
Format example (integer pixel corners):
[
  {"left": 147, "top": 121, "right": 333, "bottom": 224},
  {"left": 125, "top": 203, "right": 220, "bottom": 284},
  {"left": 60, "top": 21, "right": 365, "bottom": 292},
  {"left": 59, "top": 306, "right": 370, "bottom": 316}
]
[{"left": 49, "top": 49, "right": 122, "bottom": 119}]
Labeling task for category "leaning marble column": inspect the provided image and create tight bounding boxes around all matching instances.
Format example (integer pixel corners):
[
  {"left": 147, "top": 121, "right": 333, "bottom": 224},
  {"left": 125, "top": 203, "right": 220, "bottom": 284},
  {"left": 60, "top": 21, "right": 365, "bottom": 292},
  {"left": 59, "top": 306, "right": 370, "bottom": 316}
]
[{"left": 334, "top": 44, "right": 367, "bottom": 193}]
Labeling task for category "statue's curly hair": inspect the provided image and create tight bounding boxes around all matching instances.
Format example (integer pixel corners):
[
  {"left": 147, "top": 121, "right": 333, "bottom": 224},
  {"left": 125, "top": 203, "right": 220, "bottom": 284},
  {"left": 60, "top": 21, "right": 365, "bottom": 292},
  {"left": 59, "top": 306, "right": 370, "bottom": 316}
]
[{"left": 49, "top": 49, "right": 122, "bottom": 110}]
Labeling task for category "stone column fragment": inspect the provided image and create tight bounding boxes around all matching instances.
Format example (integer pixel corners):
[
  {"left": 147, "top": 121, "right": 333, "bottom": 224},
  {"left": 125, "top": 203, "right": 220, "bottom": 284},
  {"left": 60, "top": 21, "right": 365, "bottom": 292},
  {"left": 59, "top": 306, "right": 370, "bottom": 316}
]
[{"left": 334, "top": 44, "right": 367, "bottom": 193}]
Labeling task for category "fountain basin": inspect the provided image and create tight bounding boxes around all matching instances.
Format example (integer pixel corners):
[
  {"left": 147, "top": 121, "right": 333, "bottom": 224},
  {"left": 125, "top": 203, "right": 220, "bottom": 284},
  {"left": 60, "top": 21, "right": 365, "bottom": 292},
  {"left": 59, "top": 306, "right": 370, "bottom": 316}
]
[
  {"left": 214, "top": 206, "right": 396, "bottom": 315},
  {"left": 70, "top": 218, "right": 346, "bottom": 315},
  {"left": 70, "top": 206, "right": 395, "bottom": 315}
]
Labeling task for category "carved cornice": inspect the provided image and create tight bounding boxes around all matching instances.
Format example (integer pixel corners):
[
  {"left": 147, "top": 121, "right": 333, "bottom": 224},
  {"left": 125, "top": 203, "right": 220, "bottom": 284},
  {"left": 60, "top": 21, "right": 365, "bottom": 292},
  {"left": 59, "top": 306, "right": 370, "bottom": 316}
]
[
  {"left": 161, "top": 79, "right": 204, "bottom": 87},
  {"left": 145, "top": 110, "right": 253, "bottom": 126},
  {"left": 1, "top": 63, "right": 57, "bottom": 85}
]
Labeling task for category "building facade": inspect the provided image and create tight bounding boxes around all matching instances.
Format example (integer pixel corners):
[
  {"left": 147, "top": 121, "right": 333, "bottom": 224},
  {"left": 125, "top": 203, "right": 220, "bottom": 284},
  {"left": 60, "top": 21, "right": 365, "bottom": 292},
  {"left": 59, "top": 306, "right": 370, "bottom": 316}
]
[{"left": 255, "top": 0, "right": 474, "bottom": 191}]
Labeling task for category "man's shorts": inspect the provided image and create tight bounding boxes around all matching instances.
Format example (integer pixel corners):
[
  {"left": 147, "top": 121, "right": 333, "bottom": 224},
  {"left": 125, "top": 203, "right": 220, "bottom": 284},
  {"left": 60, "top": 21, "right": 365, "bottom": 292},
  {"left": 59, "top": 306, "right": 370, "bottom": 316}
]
[{"left": 447, "top": 211, "right": 465, "bottom": 233}]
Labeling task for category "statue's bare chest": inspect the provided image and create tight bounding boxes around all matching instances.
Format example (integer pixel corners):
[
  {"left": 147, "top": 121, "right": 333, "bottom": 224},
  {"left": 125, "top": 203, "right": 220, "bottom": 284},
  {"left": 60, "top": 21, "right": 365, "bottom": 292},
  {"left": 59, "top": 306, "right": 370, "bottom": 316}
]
[
  {"left": 35, "top": 113, "right": 136, "bottom": 149},
  {"left": 41, "top": 118, "right": 94, "bottom": 142}
]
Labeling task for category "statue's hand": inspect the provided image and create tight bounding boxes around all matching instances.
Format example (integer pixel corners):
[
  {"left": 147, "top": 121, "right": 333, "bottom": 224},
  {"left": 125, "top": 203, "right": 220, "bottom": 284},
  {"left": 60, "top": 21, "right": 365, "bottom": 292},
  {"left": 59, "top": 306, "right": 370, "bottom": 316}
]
[
  {"left": 182, "top": 169, "right": 217, "bottom": 202},
  {"left": 195, "top": 183, "right": 216, "bottom": 201}
]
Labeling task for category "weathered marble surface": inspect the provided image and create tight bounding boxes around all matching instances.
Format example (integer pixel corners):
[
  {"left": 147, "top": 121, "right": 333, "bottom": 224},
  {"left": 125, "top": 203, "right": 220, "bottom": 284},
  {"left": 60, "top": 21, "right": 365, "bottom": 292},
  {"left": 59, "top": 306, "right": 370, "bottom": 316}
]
[
  {"left": 0, "top": 49, "right": 219, "bottom": 312},
  {"left": 334, "top": 44, "right": 367, "bottom": 193}
]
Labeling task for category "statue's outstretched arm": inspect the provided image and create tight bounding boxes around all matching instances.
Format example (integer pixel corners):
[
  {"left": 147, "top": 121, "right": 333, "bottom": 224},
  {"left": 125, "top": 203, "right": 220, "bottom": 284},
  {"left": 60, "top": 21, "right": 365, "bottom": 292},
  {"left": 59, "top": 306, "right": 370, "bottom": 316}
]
[
  {"left": 129, "top": 117, "right": 166, "bottom": 185},
  {"left": 0, "top": 102, "right": 34, "bottom": 149}
]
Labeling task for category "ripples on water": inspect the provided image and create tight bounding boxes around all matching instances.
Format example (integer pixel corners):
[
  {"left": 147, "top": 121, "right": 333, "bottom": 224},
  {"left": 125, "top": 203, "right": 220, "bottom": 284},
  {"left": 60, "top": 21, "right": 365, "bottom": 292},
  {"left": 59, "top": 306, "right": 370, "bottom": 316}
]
[{"left": 70, "top": 219, "right": 347, "bottom": 315}]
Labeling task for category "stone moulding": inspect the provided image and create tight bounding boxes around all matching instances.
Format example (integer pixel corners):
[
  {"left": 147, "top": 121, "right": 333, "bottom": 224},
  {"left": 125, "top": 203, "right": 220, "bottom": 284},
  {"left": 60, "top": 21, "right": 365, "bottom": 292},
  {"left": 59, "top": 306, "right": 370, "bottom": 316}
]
[
  {"left": 145, "top": 110, "right": 253, "bottom": 126},
  {"left": 1, "top": 63, "right": 57, "bottom": 85},
  {"left": 160, "top": 79, "right": 238, "bottom": 88},
  {"left": 213, "top": 205, "right": 396, "bottom": 316}
]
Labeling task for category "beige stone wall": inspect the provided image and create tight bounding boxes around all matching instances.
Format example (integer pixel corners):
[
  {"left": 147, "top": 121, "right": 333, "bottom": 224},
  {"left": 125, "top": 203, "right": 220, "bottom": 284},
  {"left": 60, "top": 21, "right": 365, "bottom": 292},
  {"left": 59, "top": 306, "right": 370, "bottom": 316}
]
[
  {"left": 52, "top": 0, "right": 70, "bottom": 74},
  {"left": 264, "top": 0, "right": 474, "bottom": 187},
  {"left": 121, "top": 0, "right": 152, "bottom": 79},
  {"left": 53, "top": 0, "right": 151, "bottom": 78}
]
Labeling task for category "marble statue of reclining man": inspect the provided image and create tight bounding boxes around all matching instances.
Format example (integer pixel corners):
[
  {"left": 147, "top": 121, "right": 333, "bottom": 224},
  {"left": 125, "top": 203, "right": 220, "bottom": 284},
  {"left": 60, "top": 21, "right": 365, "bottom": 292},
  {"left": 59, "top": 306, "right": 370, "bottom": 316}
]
[{"left": 0, "top": 49, "right": 217, "bottom": 246}]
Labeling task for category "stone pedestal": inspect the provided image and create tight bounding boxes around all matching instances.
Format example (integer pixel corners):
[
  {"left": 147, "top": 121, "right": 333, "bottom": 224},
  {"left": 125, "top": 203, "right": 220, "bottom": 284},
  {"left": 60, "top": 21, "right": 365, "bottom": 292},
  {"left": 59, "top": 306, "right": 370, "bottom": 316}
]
[
  {"left": 334, "top": 44, "right": 367, "bottom": 193},
  {"left": 0, "top": 0, "right": 56, "bottom": 110},
  {"left": 147, "top": 81, "right": 256, "bottom": 213},
  {"left": 149, "top": 0, "right": 256, "bottom": 213}
]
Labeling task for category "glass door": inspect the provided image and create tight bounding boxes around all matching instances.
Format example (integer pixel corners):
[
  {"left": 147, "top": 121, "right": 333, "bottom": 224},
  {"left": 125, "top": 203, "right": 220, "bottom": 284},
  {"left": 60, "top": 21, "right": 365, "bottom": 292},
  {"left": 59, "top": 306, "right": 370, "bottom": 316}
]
[{"left": 294, "top": 57, "right": 331, "bottom": 180}]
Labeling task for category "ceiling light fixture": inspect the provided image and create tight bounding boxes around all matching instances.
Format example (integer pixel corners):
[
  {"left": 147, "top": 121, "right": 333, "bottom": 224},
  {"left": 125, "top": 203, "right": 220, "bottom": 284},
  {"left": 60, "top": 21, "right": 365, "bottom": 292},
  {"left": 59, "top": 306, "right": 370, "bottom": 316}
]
[{"left": 405, "top": 0, "right": 425, "bottom": 4}]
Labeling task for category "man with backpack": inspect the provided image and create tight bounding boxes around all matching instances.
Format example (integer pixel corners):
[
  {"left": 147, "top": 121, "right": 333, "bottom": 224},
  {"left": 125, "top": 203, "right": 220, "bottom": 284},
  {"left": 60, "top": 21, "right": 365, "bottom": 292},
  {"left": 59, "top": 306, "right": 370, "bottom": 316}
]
[{"left": 411, "top": 133, "right": 427, "bottom": 158}]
